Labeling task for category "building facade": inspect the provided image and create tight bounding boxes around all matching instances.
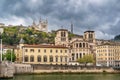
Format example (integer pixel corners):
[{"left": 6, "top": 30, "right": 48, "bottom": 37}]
[
  {"left": 96, "top": 43, "right": 120, "bottom": 67},
  {"left": 69, "top": 39, "right": 91, "bottom": 62},
  {"left": 15, "top": 44, "right": 69, "bottom": 65},
  {"left": 55, "top": 29, "right": 69, "bottom": 47},
  {"left": 55, "top": 29, "right": 96, "bottom": 64}
]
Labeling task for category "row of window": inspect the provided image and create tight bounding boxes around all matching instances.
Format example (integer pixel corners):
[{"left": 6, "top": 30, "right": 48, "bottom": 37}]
[
  {"left": 73, "top": 43, "right": 88, "bottom": 48},
  {"left": 97, "top": 49, "right": 120, "bottom": 53},
  {"left": 25, "top": 49, "right": 67, "bottom": 53},
  {"left": 24, "top": 55, "right": 68, "bottom": 63},
  {"left": 98, "top": 53, "right": 117, "bottom": 56},
  {"left": 98, "top": 46, "right": 120, "bottom": 48},
  {"left": 71, "top": 53, "right": 85, "bottom": 61}
]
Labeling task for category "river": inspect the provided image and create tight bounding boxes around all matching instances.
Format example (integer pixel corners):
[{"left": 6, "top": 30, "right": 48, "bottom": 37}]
[{"left": 3, "top": 74, "right": 120, "bottom": 80}]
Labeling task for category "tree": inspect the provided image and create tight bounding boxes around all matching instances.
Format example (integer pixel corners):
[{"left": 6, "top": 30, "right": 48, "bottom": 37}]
[
  {"left": 77, "top": 54, "right": 94, "bottom": 66},
  {"left": 4, "top": 50, "right": 16, "bottom": 62}
]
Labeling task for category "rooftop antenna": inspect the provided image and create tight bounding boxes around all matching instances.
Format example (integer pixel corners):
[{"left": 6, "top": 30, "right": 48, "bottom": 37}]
[
  {"left": 39, "top": 17, "right": 42, "bottom": 23},
  {"left": 71, "top": 21, "right": 73, "bottom": 34}
]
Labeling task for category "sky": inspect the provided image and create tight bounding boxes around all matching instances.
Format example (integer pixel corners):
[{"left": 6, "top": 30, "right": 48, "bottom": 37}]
[{"left": 0, "top": 0, "right": 120, "bottom": 40}]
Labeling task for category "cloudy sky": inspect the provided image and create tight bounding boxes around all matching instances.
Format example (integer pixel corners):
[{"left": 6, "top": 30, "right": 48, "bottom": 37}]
[{"left": 0, "top": 0, "right": 120, "bottom": 40}]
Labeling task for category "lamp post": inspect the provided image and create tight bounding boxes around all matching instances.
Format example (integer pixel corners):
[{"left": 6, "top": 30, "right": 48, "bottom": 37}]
[
  {"left": 0, "top": 34, "right": 2, "bottom": 62},
  {"left": 11, "top": 49, "right": 12, "bottom": 62}
]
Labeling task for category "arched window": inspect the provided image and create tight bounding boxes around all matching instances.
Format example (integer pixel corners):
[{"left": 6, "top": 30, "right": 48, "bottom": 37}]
[
  {"left": 76, "top": 53, "right": 78, "bottom": 59},
  {"left": 60, "top": 56, "right": 63, "bottom": 62},
  {"left": 30, "top": 55, "right": 34, "bottom": 62},
  {"left": 86, "top": 43, "right": 88, "bottom": 48},
  {"left": 37, "top": 55, "right": 41, "bottom": 62},
  {"left": 79, "top": 53, "right": 82, "bottom": 58},
  {"left": 55, "top": 56, "right": 58, "bottom": 62},
  {"left": 43, "top": 56, "right": 47, "bottom": 62},
  {"left": 65, "top": 56, "right": 67, "bottom": 62},
  {"left": 24, "top": 55, "right": 28, "bottom": 62},
  {"left": 76, "top": 43, "right": 79, "bottom": 48},
  {"left": 50, "top": 56, "right": 53, "bottom": 62},
  {"left": 64, "top": 31, "right": 66, "bottom": 37},
  {"left": 83, "top": 43, "right": 85, "bottom": 48},
  {"left": 79, "top": 43, "right": 82, "bottom": 47}
]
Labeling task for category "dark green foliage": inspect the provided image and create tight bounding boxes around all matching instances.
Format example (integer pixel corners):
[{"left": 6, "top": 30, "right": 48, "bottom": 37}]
[
  {"left": 3, "top": 50, "right": 16, "bottom": 62},
  {"left": 114, "top": 35, "right": 120, "bottom": 41},
  {"left": 77, "top": 54, "right": 95, "bottom": 65},
  {"left": 1, "top": 26, "right": 56, "bottom": 45}
]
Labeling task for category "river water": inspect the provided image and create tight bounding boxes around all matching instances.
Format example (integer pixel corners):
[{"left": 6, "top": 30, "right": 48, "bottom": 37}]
[{"left": 4, "top": 74, "right": 120, "bottom": 80}]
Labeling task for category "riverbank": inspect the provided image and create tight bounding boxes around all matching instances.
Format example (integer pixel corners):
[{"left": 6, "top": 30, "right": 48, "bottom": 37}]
[{"left": 32, "top": 69, "right": 120, "bottom": 74}]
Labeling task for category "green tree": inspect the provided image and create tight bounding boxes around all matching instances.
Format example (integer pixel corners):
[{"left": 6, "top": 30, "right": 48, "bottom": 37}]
[
  {"left": 77, "top": 54, "right": 94, "bottom": 66},
  {"left": 4, "top": 50, "right": 16, "bottom": 62}
]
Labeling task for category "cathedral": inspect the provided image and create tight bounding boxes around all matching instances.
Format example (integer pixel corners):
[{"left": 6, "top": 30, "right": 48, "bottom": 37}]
[
  {"left": 30, "top": 19, "right": 48, "bottom": 32},
  {"left": 55, "top": 29, "right": 96, "bottom": 62}
]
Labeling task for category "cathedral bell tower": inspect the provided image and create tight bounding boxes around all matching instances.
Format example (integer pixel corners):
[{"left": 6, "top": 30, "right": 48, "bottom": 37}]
[
  {"left": 84, "top": 30, "right": 95, "bottom": 43},
  {"left": 55, "top": 29, "right": 69, "bottom": 47}
]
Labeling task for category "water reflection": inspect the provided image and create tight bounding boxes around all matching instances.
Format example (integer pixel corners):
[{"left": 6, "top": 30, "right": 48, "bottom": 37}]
[{"left": 6, "top": 74, "right": 120, "bottom": 80}]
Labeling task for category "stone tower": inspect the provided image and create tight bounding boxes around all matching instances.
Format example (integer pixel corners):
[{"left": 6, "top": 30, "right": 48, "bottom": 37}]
[
  {"left": 55, "top": 29, "right": 69, "bottom": 47},
  {"left": 38, "top": 19, "right": 48, "bottom": 32},
  {"left": 84, "top": 30, "right": 95, "bottom": 43},
  {"left": 31, "top": 19, "right": 48, "bottom": 32}
]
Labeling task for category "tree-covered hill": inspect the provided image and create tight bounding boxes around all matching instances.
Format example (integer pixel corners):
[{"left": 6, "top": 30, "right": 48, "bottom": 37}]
[
  {"left": 114, "top": 35, "right": 120, "bottom": 41},
  {"left": 1, "top": 26, "right": 56, "bottom": 45}
]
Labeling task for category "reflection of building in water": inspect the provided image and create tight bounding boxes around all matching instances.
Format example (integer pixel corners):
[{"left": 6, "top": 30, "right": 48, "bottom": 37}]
[{"left": 30, "top": 19, "right": 48, "bottom": 32}]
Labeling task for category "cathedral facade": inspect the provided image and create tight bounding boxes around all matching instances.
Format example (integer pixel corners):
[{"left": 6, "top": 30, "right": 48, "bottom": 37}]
[
  {"left": 55, "top": 29, "right": 96, "bottom": 63},
  {"left": 30, "top": 19, "right": 48, "bottom": 32}
]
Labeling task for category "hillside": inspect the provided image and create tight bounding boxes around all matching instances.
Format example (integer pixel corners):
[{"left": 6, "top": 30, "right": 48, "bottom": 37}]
[
  {"left": 114, "top": 35, "right": 120, "bottom": 41},
  {"left": 1, "top": 26, "right": 56, "bottom": 45}
]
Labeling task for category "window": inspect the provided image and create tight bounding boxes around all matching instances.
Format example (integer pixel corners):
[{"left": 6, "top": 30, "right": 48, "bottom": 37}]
[
  {"left": 65, "top": 50, "right": 67, "bottom": 53},
  {"left": 44, "top": 49, "right": 46, "bottom": 53},
  {"left": 30, "top": 49, "right": 34, "bottom": 52},
  {"left": 37, "top": 56, "right": 41, "bottom": 62},
  {"left": 60, "top": 50, "right": 62, "bottom": 53},
  {"left": 60, "top": 56, "right": 63, "bottom": 62},
  {"left": 79, "top": 43, "right": 82, "bottom": 47},
  {"left": 50, "top": 56, "right": 53, "bottom": 62},
  {"left": 76, "top": 43, "right": 79, "bottom": 48},
  {"left": 83, "top": 43, "right": 85, "bottom": 48},
  {"left": 38, "top": 49, "right": 40, "bottom": 53},
  {"left": 72, "top": 54, "right": 74, "bottom": 61},
  {"left": 30, "top": 55, "right": 34, "bottom": 62},
  {"left": 79, "top": 53, "right": 82, "bottom": 58},
  {"left": 65, "top": 56, "right": 67, "bottom": 62},
  {"left": 55, "top": 56, "right": 58, "bottom": 62},
  {"left": 76, "top": 53, "right": 78, "bottom": 59},
  {"left": 50, "top": 50, "right": 52, "bottom": 53},
  {"left": 43, "top": 56, "right": 47, "bottom": 62},
  {"left": 25, "top": 49, "right": 28, "bottom": 52},
  {"left": 25, "top": 55, "right": 28, "bottom": 62},
  {"left": 56, "top": 50, "right": 58, "bottom": 53}
]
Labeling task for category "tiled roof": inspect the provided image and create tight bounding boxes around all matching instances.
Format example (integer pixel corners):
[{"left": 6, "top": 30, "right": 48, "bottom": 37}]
[{"left": 23, "top": 44, "right": 68, "bottom": 48}]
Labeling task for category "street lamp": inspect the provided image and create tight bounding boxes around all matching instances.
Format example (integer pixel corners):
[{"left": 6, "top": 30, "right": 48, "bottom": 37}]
[{"left": 0, "top": 34, "right": 2, "bottom": 62}]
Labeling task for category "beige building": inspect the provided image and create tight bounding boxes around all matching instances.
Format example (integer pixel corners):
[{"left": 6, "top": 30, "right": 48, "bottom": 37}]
[
  {"left": 55, "top": 29, "right": 69, "bottom": 47},
  {"left": 55, "top": 29, "right": 96, "bottom": 63},
  {"left": 70, "top": 39, "right": 91, "bottom": 62},
  {"left": 15, "top": 43, "right": 69, "bottom": 65},
  {"left": 96, "top": 43, "right": 120, "bottom": 67}
]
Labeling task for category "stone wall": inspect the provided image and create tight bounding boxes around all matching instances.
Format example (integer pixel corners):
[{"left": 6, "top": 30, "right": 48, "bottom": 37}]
[
  {"left": 14, "top": 63, "right": 33, "bottom": 74},
  {"left": 32, "top": 64, "right": 112, "bottom": 70},
  {"left": 0, "top": 61, "right": 14, "bottom": 78}
]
